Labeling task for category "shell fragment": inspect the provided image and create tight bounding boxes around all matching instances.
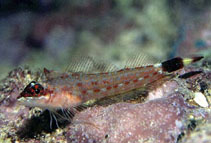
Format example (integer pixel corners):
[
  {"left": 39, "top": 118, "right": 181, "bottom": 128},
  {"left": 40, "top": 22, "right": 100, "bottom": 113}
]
[{"left": 193, "top": 92, "right": 209, "bottom": 108}]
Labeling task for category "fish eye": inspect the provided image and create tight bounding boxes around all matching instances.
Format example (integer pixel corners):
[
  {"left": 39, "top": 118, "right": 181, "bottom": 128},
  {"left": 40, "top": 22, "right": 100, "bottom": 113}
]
[
  {"left": 29, "top": 81, "right": 36, "bottom": 86},
  {"left": 35, "top": 89, "right": 40, "bottom": 94},
  {"left": 19, "top": 81, "right": 44, "bottom": 98}
]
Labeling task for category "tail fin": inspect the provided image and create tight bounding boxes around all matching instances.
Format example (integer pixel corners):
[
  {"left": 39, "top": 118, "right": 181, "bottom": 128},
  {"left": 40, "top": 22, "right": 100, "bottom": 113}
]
[{"left": 161, "top": 56, "right": 203, "bottom": 73}]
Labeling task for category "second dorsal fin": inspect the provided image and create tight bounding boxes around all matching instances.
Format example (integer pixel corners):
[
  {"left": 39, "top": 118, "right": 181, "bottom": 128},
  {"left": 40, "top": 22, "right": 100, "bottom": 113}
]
[
  {"left": 64, "top": 56, "right": 119, "bottom": 73},
  {"left": 124, "top": 53, "right": 157, "bottom": 68}
]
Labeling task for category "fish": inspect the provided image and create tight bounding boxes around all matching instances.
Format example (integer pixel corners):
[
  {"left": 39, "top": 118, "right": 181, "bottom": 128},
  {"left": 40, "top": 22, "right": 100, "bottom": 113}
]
[{"left": 17, "top": 56, "right": 203, "bottom": 112}]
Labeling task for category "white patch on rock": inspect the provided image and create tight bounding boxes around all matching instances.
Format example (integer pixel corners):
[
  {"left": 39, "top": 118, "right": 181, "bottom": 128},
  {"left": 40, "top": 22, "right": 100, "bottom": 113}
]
[
  {"left": 175, "top": 120, "right": 183, "bottom": 129},
  {"left": 193, "top": 92, "right": 209, "bottom": 108}
]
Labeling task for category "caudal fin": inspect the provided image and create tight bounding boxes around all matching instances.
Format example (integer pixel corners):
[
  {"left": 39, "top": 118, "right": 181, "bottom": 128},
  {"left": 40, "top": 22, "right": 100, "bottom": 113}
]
[{"left": 161, "top": 56, "right": 203, "bottom": 73}]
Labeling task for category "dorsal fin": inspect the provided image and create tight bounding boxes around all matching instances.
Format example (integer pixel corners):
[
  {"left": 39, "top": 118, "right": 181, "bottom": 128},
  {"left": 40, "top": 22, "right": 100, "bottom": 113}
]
[
  {"left": 124, "top": 53, "right": 157, "bottom": 68},
  {"left": 43, "top": 68, "right": 69, "bottom": 81},
  {"left": 64, "top": 56, "right": 119, "bottom": 73}
]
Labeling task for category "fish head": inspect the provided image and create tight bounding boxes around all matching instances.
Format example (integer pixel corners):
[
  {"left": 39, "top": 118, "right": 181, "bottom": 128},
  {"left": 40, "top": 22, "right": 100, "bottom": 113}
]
[{"left": 17, "top": 81, "right": 51, "bottom": 108}]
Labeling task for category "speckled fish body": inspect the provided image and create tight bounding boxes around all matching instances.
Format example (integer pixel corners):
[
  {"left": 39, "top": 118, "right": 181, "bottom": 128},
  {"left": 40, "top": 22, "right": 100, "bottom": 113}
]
[
  {"left": 18, "top": 56, "right": 203, "bottom": 110},
  {"left": 46, "top": 65, "right": 164, "bottom": 107}
]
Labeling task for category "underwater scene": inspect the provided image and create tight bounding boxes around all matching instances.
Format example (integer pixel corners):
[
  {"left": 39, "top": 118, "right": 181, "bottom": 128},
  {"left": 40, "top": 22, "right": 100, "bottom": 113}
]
[{"left": 0, "top": 0, "right": 210, "bottom": 143}]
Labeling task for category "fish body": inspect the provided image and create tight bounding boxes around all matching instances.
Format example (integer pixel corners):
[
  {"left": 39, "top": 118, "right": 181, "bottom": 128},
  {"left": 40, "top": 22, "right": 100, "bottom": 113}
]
[{"left": 18, "top": 56, "right": 203, "bottom": 110}]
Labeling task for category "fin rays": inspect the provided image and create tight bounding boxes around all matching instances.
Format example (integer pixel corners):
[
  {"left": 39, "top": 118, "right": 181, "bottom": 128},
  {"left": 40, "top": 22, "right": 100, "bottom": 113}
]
[{"left": 65, "top": 56, "right": 119, "bottom": 73}]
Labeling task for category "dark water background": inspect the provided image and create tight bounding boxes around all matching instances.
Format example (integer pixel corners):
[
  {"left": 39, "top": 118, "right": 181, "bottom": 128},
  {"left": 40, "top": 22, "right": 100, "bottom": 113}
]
[{"left": 0, "top": 0, "right": 210, "bottom": 79}]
